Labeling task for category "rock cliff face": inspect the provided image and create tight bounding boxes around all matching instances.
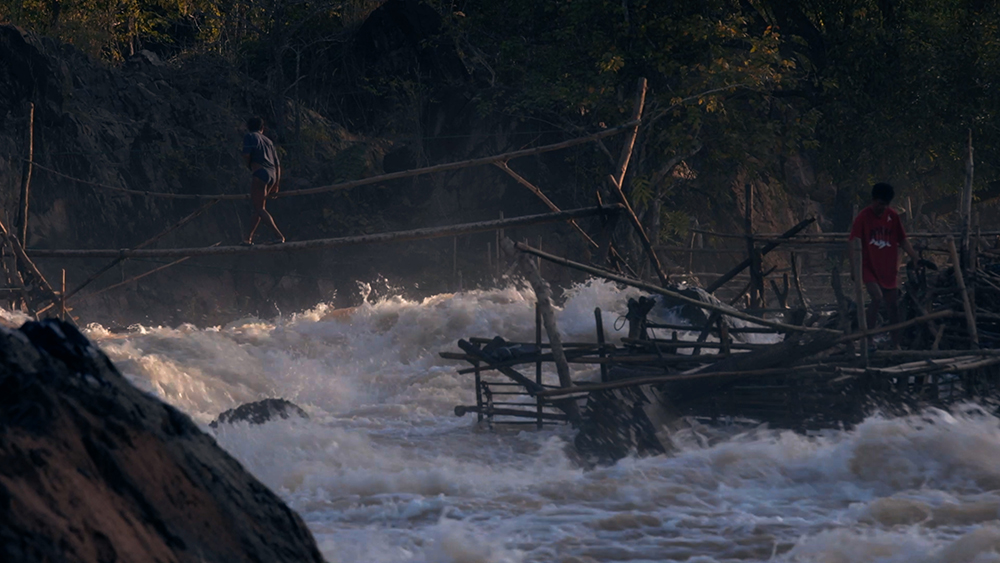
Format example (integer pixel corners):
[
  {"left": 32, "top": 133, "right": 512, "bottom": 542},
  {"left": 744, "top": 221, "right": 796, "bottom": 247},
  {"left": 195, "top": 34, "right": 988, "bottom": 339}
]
[{"left": 0, "top": 318, "right": 325, "bottom": 562}]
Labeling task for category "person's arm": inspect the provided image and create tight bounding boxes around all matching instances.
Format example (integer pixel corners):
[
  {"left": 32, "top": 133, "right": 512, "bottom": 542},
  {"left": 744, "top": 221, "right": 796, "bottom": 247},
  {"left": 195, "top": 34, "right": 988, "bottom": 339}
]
[{"left": 243, "top": 154, "right": 252, "bottom": 170}]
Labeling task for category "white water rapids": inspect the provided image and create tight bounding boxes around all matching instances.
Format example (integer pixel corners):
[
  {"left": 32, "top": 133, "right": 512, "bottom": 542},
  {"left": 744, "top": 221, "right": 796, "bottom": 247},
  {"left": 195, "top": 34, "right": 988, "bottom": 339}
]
[{"left": 18, "top": 279, "right": 1000, "bottom": 562}]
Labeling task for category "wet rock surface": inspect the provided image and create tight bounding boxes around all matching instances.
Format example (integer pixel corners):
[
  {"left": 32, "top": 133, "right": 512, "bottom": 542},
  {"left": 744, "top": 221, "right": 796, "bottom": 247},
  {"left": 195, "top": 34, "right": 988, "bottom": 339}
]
[
  {"left": 210, "top": 398, "right": 309, "bottom": 428},
  {"left": 0, "top": 319, "right": 325, "bottom": 563}
]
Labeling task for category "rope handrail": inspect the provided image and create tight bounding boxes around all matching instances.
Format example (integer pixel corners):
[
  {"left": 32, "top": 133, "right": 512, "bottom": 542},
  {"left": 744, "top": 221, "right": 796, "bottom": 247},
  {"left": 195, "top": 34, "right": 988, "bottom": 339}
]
[
  {"left": 26, "top": 119, "right": 640, "bottom": 201},
  {"left": 27, "top": 204, "right": 622, "bottom": 259}
]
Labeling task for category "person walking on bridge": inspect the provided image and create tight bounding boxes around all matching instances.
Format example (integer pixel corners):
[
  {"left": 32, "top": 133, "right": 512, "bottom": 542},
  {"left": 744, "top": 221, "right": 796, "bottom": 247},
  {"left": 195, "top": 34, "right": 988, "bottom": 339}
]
[
  {"left": 241, "top": 117, "right": 285, "bottom": 245},
  {"left": 848, "top": 182, "right": 920, "bottom": 348}
]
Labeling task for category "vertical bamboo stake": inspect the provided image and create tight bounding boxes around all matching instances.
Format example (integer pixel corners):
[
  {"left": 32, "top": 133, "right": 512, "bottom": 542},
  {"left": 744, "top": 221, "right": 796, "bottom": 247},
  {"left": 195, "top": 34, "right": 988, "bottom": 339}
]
[
  {"left": 961, "top": 129, "right": 974, "bottom": 268},
  {"left": 60, "top": 269, "right": 66, "bottom": 321},
  {"left": 474, "top": 360, "right": 483, "bottom": 423},
  {"left": 852, "top": 238, "right": 869, "bottom": 365},
  {"left": 595, "top": 307, "right": 609, "bottom": 382},
  {"left": 16, "top": 102, "right": 34, "bottom": 245},
  {"left": 719, "top": 317, "right": 730, "bottom": 356},
  {"left": 452, "top": 236, "right": 457, "bottom": 290},
  {"left": 745, "top": 183, "right": 760, "bottom": 308},
  {"left": 947, "top": 236, "right": 979, "bottom": 349},
  {"left": 497, "top": 211, "right": 503, "bottom": 276},
  {"left": 536, "top": 304, "right": 543, "bottom": 429}
]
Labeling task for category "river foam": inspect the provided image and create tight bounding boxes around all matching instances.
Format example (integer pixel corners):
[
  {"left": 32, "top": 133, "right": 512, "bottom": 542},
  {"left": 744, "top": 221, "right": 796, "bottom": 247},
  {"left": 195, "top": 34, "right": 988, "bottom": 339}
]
[{"left": 41, "top": 278, "right": 1000, "bottom": 561}]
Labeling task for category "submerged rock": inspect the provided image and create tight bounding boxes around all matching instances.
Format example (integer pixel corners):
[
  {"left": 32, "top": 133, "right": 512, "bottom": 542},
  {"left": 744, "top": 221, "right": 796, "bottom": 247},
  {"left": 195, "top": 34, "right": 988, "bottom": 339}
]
[
  {"left": 210, "top": 398, "right": 309, "bottom": 428},
  {"left": 0, "top": 319, "right": 325, "bottom": 563}
]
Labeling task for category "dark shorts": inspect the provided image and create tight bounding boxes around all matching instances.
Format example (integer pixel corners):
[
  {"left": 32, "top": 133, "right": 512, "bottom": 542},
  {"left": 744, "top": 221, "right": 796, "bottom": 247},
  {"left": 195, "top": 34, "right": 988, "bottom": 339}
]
[{"left": 253, "top": 167, "right": 276, "bottom": 186}]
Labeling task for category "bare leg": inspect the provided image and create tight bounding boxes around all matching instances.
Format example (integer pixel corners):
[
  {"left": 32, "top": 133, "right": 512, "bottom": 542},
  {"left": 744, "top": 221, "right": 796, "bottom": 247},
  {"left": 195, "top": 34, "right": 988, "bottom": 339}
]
[
  {"left": 245, "top": 177, "right": 284, "bottom": 243},
  {"left": 883, "top": 288, "right": 901, "bottom": 347}
]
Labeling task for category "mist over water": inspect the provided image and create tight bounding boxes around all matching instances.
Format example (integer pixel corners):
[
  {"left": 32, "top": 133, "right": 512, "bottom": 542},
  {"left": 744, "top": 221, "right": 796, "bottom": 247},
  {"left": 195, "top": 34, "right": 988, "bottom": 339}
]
[{"left": 55, "top": 279, "right": 1000, "bottom": 562}]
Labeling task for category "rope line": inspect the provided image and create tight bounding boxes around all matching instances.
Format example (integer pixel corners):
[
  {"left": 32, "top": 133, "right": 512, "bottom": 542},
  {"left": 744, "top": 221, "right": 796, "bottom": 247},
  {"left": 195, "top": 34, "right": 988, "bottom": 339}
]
[{"left": 23, "top": 119, "right": 639, "bottom": 201}]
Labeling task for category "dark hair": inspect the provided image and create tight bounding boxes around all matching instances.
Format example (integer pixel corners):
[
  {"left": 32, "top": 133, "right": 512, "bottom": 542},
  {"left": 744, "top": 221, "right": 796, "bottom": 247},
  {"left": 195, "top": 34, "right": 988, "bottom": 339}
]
[
  {"left": 872, "top": 182, "right": 895, "bottom": 203},
  {"left": 246, "top": 117, "right": 264, "bottom": 132}
]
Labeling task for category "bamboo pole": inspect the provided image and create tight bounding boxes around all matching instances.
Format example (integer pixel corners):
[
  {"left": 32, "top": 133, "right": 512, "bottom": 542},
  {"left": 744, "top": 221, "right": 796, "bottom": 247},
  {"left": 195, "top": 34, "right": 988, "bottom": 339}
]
[
  {"left": 64, "top": 198, "right": 220, "bottom": 301},
  {"left": 495, "top": 162, "right": 597, "bottom": 248},
  {"left": 512, "top": 241, "right": 839, "bottom": 335},
  {"left": 29, "top": 205, "right": 621, "bottom": 259},
  {"left": 501, "top": 237, "right": 581, "bottom": 424},
  {"left": 16, "top": 102, "right": 34, "bottom": 245},
  {"left": 706, "top": 217, "right": 816, "bottom": 293},
  {"left": 604, "top": 79, "right": 669, "bottom": 286},
  {"left": 851, "top": 238, "right": 869, "bottom": 364},
  {"left": 78, "top": 246, "right": 220, "bottom": 300},
  {"left": 947, "top": 236, "right": 979, "bottom": 349},
  {"left": 961, "top": 129, "right": 974, "bottom": 267},
  {"left": 536, "top": 304, "right": 544, "bottom": 429},
  {"left": 595, "top": 307, "right": 610, "bottom": 382},
  {"left": 0, "top": 217, "right": 56, "bottom": 296},
  {"left": 744, "top": 184, "right": 761, "bottom": 308},
  {"left": 29, "top": 119, "right": 640, "bottom": 201}
]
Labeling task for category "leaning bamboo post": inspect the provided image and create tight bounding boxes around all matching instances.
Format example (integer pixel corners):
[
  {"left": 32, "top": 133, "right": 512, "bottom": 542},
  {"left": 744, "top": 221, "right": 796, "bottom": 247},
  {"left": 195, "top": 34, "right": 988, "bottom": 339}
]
[
  {"left": 59, "top": 269, "right": 66, "bottom": 321},
  {"left": 16, "top": 102, "right": 34, "bottom": 245},
  {"left": 706, "top": 217, "right": 815, "bottom": 293},
  {"left": 502, "top": 237, "right": 581, "bottom": 424},
  {"left": 851, "top": 238, "right": 869, "bottom": 364},
  {"left": 604, "top": 77, "right": 670, "bottom": 287},
  {"left": 613, "top": 78, "right": 647, "bottom": 189},
  {"left": 495, "top": 162, "right": 596, "bottom": 247},
  {"left": 947, "top": 236, "right": 979, "bottom": 349},
  {"left": 0, "top": 216, "right": 60, "bottom": 315},
  {"left": 79, "top": 243, "right": 221, "bottom": 300}
]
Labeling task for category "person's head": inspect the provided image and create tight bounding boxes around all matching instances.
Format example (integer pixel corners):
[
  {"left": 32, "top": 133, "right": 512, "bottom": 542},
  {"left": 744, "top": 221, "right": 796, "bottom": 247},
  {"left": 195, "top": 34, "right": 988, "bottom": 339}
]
[
  {"left": 871, "top": 182, "right": 895, "bottom": 213},
  {"left": 246, "top": 117, "right": 264, "bottom": 132}
]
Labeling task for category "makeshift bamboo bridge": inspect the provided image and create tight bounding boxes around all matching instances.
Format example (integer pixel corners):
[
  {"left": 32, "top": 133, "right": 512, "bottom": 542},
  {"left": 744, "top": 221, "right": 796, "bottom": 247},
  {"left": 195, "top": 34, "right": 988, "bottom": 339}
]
[{"left": 1, "top": 80, "right": 660, "bottom": 322}]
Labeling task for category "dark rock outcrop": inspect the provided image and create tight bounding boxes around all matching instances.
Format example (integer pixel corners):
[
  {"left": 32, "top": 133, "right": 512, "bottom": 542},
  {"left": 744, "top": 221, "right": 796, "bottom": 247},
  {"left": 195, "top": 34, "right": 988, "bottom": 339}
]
[
  {"left": 210, "top": 398, "right": 309, "bottom": 428},
  {"left": 0, "top": 319, "right": 325, "bottom": 563}
]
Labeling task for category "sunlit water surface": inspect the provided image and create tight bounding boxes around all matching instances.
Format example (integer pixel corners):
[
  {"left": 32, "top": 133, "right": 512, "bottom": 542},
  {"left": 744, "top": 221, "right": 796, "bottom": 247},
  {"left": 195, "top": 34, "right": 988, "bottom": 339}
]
[{"left": 40, "top": 279, "right": 1000, "bottom": 562}]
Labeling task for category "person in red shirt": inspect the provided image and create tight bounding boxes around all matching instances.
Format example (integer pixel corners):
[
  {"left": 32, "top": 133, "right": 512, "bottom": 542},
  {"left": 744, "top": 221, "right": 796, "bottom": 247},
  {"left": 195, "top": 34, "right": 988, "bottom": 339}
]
[{"left": 848, "top": 183, "right": 920, "bottom": 347}]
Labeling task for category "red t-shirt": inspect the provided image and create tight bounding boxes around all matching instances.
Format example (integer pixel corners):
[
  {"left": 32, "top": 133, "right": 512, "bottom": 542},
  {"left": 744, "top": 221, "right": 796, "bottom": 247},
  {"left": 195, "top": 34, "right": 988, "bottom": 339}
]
[{"left": 849, "top": 205, "right": 907, "bottom": 289}]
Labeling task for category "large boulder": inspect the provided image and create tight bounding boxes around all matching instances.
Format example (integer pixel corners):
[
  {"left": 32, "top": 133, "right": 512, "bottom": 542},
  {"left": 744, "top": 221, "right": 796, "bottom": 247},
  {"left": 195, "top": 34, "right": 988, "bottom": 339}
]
[{"left": 0, "top": 319, "right": 325, "bottom": 563}]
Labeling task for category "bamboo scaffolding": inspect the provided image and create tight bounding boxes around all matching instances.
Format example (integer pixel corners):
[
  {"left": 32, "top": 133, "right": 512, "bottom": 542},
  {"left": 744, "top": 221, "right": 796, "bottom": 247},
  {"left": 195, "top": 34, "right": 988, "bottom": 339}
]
[
  {"left": 29, "top": 205, "right": 621, "bottom": 259},
  {"left": 501, "top": 237, "right": 581, "bottom": 424},
  {"left": 705, "top": 217, "right": 816, "bottom": 293},
  {"left": 512, "top": 240, "right": 839, "bottom": 335}
]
